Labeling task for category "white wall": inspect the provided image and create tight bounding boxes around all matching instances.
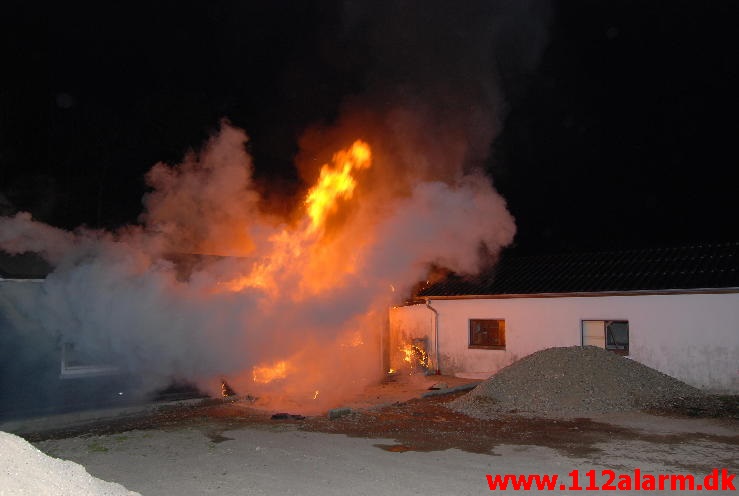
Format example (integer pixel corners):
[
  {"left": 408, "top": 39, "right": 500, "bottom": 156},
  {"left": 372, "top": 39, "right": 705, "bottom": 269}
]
[{"left": 390, "top": 293, "right": 739, "bottom": 392}]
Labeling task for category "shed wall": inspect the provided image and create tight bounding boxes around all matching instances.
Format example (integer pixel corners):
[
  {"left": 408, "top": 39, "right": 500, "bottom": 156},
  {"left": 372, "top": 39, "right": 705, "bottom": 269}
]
[{"left": 391, "top": 293, "right": 739, "bottom": 392}]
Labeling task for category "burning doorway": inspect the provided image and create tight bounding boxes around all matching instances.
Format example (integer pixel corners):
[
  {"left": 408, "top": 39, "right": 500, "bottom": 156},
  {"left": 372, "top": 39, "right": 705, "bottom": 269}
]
[{"left": 404, "top": 338, "right": 430, "bottom": 373}]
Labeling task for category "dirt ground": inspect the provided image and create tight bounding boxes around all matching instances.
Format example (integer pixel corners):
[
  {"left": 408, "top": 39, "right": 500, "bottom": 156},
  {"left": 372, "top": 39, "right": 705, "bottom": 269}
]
[{"left": 6, "top": 374, "right": 739, "bottom": 495}]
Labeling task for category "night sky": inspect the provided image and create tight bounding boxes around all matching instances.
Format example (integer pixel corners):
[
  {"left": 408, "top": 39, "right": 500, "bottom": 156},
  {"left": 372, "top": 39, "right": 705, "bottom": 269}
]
[{"left": 2, "top": 0, "right": 738, "bottom": 256}]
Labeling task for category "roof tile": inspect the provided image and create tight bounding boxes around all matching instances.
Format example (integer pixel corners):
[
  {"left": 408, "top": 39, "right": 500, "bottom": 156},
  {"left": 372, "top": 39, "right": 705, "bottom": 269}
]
[{"left": 418, "top": 242, "right": 739, "bottom": 297}]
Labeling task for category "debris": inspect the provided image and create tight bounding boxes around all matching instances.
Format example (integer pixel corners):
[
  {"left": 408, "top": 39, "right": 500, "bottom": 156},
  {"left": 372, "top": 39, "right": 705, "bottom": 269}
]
[
  {"left": 270, "top": 413, "right": 305, "bottom": 420},
  {"left": 220, "top": 379, "right": 237, "bottom": 397},
  {"left": 428, "top": 382, "right": 448, "bottom": 390},
  {"left": 327, "top": 407, "right": 353, "bottom": 420},
  {"left": 421, "top": 382, "right": 478, "bottom": 398},
  {"left": 382, "top": 371, "right": 398, "bottom": 384}
]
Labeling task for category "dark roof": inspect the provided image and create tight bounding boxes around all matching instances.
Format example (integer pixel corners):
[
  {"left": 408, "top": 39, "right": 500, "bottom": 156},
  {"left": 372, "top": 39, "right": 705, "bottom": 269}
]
[
  {"left": 418, "top": 242, "right": 739, "bottom": 297},
  {"left": 0, "top": 251, "right": 53, "bottom": 280}
]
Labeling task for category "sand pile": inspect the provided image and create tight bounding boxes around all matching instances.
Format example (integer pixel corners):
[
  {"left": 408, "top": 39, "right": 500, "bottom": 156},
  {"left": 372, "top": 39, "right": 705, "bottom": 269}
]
[
  {"left": 0, "top": 431, "right": 140, "bottom": 496},
  {"left": 449, "top": 346, "right": 705, "bottom": 419}
]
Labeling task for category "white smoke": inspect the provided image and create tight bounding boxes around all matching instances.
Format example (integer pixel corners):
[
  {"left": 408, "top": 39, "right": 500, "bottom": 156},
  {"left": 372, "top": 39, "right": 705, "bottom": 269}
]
[
  {"left": 0, "top": 1, "right": 553, "bottom": 413},
  {"left": 0, "top": 119, "right": 515, "bottom": 410}
]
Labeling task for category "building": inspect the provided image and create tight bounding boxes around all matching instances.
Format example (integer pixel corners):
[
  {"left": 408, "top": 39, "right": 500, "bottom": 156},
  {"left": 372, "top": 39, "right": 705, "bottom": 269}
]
[
  {"left": 0, "top": 251, "right": 209, "bottom": 420},
  {"left": 389, "top": 242, "right": 739, "bottom": 393},
  {"left": 0, "top": 251, "right": 141, "bottom": 419}
]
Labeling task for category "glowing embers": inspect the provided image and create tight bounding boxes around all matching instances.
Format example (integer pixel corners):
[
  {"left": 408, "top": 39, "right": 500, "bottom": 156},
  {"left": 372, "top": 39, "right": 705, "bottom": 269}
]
[
  {"left": 305, "top": 140, "right": 372, "bottom": 233},
  {"left": 400, "top": 338, "right": 429, "bottom": 374},
  {"left": 252, "top": 360, "right": 289, "bottom": 384},
  {"left": 385, "top": 338, "right": 430, "bottom": 382},
  {"left": 221, "top": 379, "right": 237, "bottom": 397}
]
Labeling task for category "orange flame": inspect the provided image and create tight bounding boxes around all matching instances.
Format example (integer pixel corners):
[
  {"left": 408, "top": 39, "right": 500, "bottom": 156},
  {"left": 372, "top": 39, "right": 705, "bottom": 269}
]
[
  {"left": 252, "top": 360, "right": 289, "bottom": 384},
  {"left": 215, "top": 140, "right": 372, "bottom": 297},
  {"left": 305, "top": 140, "right": 372, "bottom": 234}
]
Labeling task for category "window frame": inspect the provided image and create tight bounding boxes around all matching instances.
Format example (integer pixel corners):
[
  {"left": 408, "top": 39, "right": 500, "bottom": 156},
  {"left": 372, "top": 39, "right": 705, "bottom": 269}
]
[
  {"left": 468, "top": 318, "right": 506, "bottom": 350},
  {"left": 581, "top": 319, "right": 629, "bottom": 356},
  {"left": 60, "top": 341, "right": 120, "bottom": 379}
]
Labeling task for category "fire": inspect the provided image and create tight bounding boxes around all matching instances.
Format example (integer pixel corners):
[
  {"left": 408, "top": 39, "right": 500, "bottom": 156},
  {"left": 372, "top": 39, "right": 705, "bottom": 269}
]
[
  {"left": 252, "top": 360, "right": 289, "bottom": 384},
  {"left": 214, "top": 140, "right": 372, "bottom": 297},
  {"left": 401, "top": 343, "right": 429, "bottom": 371},
  {"left": 216, "top": 229, "right": 302, "bottom": 295},
  {"left": 0, "top": 117, "right": 518, "bottom": 417},
  {"left": 401, "top": 344, "right": 415, "bottom": 363},
  {"left": 305, "top": 140, "right": 372, "bottom": 233},
  {"left": 209, "top": 141, "right": 378, "bottom": 406},
  {"left": 221, "top": 380, "right": 236, "bottom": 397}
]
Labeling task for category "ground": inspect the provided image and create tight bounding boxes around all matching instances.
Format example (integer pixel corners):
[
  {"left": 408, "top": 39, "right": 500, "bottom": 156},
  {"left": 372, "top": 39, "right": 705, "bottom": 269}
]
[{"left": 4, "top": 375, "right": 738, "bottom": 495}]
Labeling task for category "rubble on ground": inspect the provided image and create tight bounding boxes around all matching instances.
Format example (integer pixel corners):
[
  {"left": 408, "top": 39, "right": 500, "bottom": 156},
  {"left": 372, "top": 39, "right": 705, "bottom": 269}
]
[
  {"left": 449, "top": 346, "right": 706, "bottom": 419},
  {"left": 327, "top": 407, "right": 354, "bottom": 420},
  {"left": 270, "top": 413, "right": 305, "bottom": 420}
]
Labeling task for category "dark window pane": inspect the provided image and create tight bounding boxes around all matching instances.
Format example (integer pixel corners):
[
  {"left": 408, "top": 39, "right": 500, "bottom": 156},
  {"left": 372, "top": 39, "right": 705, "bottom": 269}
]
[
  {"left": 605, "top": 320, "right": 629, "bottom": 353},
  {"left": 469, "top": 319, "right": 505, "bottom": 348}
]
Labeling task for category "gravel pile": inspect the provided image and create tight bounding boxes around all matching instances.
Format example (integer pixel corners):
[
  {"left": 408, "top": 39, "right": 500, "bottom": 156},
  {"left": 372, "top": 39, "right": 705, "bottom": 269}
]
[
  {"left": 449, "top": 346, "right": 705, "bottom": 419},
  {"left": 0, "top": 431, "right": 140, "bottom": 496}
]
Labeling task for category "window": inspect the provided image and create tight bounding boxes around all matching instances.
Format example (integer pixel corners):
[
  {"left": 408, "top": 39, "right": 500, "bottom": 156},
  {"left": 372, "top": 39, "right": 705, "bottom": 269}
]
[
  {"left": 469, "top": 319, "right": 505, "bottom": 349},
  {"left": 605, "top": 321, "right": 629, "bottom": 354},
  {"left": 582, "top": 320, "right": 629, "bottom": 355},
  {"left": 60, "top": 342, "right": 120, "bottom": 379}
]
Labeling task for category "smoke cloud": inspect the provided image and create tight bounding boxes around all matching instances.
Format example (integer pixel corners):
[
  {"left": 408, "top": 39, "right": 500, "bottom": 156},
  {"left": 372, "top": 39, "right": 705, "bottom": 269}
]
[{"left": 0, "top": 1, "right": 551, "bottom": 414}]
